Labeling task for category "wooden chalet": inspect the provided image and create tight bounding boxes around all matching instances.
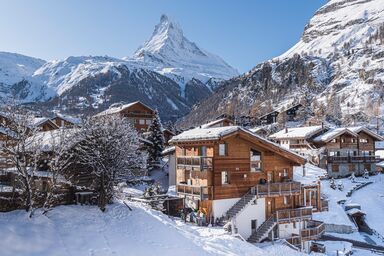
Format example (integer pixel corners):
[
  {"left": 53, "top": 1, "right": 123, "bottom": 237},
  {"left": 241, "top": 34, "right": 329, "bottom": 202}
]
[
  {"left": 51, "top": 114, "right": 81, "bottom": 128},
  {"left": 258, "top": 110, "right": 279, "bottom": 125},
  {"left": 269, "top": 125, "right": 327, "bottom": 162},
  {"left": 30, "top": 117, "right": 59, "bottom": 132},
  {"left": 313, "top": 126, "right": 383, "bottom": 178},
  {"left": 284, "top": 104, "right": 303, "bottom": 121},
  {"left": 170, "top": 124, "right": 325, "bottom": 245},
  {"left": 95, "top": 101, "right": 156, "bottom": 132}
]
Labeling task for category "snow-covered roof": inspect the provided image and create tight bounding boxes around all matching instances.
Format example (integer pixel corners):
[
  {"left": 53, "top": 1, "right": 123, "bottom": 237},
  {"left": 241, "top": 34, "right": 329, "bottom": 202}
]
[
  {"left": 200, "top": 118, "right": 234, "bottom": 129},
  {"left": 312, "top": 126, "right": 383, "bottom": 143},
  {"left": 269, "top": 125, "right": 324, "bottom": 140},
  {"left": 347, "top": 126, "right": 383, "bottom": 141},
  {"left": 29, "top": 117, "right": 58, "bottom": 129},
  {"left": 170, "top": 126, "right": 306, "bottom": 164},
  {"left": 346, "top": 208, "right": 366, "bottom": 216},
  {"left": 25, "top": 128, "right": 78, "bottom": 152},
  {"left": 162, "top": 146, "right": 175, "bottom": 155},
  {"left": 293, "top": 164, "right": 327, "bottom": 185},
  {"left": 53, "top": 113, "right": 82, "bottom": 125},
  {"left": 95, "top": 101, "right": 154, "bottom": 117},
  {"left": 312, "top": 128, "right": 358, "bottom": 143},
  {"left": 170, "top": 126, "right": 240, "bottom": 142}
]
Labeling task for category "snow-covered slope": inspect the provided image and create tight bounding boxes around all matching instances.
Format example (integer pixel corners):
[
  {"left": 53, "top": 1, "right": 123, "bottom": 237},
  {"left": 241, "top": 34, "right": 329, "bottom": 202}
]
[
  {"left": 179, "top": 0, "right": 384, "bottom": 127},
  {"left": 126, "top": 15, "right": 239, "bottom": 93},
  {"left": 0, "top": 52, "right": 45, "bottom": 86},
  {"left": 0, "top": 202, "right": 304, "bottom": 256}
]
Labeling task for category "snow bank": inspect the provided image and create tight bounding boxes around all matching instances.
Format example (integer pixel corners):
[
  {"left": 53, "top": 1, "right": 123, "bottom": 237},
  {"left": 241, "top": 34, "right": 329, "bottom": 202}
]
[{"left": 0, "top": 201, "right": 307, "bottom": 256}]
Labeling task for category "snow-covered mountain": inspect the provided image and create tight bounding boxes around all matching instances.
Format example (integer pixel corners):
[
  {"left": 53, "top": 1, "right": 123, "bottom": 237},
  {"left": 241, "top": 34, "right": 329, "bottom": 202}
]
[
  {"left": 0, "top": 15, "right": 238, "bottom": 120},
  {"left": 179, "top": 0, "right": 384, "bottom": 128},
  {"left": 125, "top": 15, "right": 239, "bottom": 95}
]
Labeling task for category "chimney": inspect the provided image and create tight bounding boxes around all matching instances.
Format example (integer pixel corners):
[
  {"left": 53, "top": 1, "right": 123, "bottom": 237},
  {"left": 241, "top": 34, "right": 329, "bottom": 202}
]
[
  {"left": 321, "top": 122, "right": 324, "bottom": 129},
  {"left": 285, "top": 127, "right": 288, "bottom": 133}
]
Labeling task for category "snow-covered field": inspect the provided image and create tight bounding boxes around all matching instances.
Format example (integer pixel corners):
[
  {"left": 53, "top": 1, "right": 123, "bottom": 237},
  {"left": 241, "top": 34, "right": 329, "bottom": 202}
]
[{"left": 0, "top": 201, "right": 306, "bottom": 256}]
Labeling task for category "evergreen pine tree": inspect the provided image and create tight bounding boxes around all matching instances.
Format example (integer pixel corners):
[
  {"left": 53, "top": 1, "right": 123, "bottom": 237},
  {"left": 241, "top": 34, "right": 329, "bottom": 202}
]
[{"left": 147, "top": 111, "right": 165, "bottom": 170}]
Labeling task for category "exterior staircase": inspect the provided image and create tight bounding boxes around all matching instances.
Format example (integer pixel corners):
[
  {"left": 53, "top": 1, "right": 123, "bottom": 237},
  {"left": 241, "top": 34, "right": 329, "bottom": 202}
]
[
  {"left": 247, "top": 215, "right": 277, "bottom": 243},
  {"left": 225, "top": 190, "right": 257, "bottom": 219}
]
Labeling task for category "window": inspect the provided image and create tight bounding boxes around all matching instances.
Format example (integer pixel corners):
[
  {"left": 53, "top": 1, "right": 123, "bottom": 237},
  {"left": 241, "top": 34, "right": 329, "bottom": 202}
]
[
  {"left": 282, "top": 169, "right": 288, "bottom": 177},
  {"left": 199, "top": 146, "right": 207, "bottom": 156},
  {"left": 219, "top": 143, "right": 226, "bottom": 156},
  {"left": 267, "top": 172, "right": 273, "bottom": 183},
  {"left": 331, "top": 139, "right": 338, "bottom": 143},
  {"left": 332, "top": 164, "right": 339, "bottom": 172},
  {"left": 362, "top": 150, "right": 370, "bottom": 156},
  {"left": 139, "top": 119, "right": 145, "bottom": 125},
  {"left": 221, "top": 171, "right": 229, "bottom": 184},
  {"left": 351, "top": 138, "right": 357, "bottom": 143},
  {"left": 284, "top": 196, "right": 289, "bottom": 205},
  {"left": 250, "top": 149, "right": 262, "bottom": 172},
  {"left": 145, "top": 119, "right": 152, "bottom": 125},
  {"left": 360, "top": 138, "right": 368, "bottom": 143}
]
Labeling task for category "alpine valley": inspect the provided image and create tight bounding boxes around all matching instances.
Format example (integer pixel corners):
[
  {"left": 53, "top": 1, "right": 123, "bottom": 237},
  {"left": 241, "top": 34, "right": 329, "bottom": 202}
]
[
  {"left": 0, "top": 15, "right": 238, "bottom": 121},
  {"left": 178, "top": 0, "right": 384, "bottom": 128}
]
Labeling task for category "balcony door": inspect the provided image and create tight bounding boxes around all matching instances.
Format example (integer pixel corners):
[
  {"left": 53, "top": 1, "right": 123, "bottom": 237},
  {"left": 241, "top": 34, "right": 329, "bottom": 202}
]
[{"left": 251, "top": 219, "right": 257, "bottom": 234}]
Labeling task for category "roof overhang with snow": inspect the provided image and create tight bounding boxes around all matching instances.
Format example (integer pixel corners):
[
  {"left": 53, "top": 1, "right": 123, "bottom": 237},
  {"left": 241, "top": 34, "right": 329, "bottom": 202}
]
[{"left": 170, "top": 126, "right": 306, "bottom": 165}]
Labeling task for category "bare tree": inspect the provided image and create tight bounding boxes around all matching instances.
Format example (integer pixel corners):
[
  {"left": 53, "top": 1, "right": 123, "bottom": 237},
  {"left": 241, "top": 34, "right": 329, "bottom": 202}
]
[
  {"left": 70, "top": 115, "right": 146, "bottom": 211},
  {"left": 0, "top": 105, "right": 43, "bottom": 216}
]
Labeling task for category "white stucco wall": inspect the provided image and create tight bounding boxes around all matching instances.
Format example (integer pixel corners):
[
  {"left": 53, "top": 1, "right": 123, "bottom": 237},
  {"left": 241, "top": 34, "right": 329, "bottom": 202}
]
[
  {"left": 234, "top": 198, "right": 266, "bottom": 239},
  {"left": 278, "top": 221, "right": 304, "bottom": 239},
  {"left": 212, "top": 198, "right": 240, "bottom": 219}
]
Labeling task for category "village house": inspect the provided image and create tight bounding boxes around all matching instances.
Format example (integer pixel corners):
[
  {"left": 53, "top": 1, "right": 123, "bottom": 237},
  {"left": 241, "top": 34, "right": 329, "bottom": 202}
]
[
  {"left": 51, "top": 114, "right": 82, "bottom": 128},
  {"left": 94, "top": 101, "right": 156, "bottom": 133},
  {"left": 170, "top": 124, "right": 325, "bottom": 246},
  {"left": 269, "top": 125, "right": 327, "bottom": 162},
  {"left": 313, "top": 126, "right": 383, "bottom": 178},
  {"left": 258, "top": 110, "right": 279, "bottom": 125}
]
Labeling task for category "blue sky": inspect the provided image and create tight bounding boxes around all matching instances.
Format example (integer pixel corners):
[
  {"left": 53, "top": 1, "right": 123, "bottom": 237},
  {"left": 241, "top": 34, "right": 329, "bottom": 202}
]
[{"left": 0, "top": 0, "right": 325, "bottom": 72}]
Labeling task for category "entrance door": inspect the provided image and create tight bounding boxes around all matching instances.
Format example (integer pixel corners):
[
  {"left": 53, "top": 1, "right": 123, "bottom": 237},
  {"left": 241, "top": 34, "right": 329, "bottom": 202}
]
[{"left": 251, "top": 219, "right": 257, "bottom": 234}]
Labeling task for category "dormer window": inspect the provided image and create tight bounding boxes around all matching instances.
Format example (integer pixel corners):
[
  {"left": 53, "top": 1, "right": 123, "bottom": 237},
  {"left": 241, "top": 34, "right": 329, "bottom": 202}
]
[{"left": 250, "top": 149, "right": 262, "bottom": 172}]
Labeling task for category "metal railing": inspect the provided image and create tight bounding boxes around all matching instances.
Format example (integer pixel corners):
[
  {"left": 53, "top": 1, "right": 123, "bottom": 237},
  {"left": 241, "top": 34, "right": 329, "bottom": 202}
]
[
  {"left": 176, "top": 156, "right": 213, "bottom": 171},
  {"left": 275, "top": 207, "right": 313, "bottom": 223},
  {"left": 176, "top": 184, "right": 212, "bottom": 200},
  {"left": 253, "top": 181, "right": 301, "bottom": 197}
]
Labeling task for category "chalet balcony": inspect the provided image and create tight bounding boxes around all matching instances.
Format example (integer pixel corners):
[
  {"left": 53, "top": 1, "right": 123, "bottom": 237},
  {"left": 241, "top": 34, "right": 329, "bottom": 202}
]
[
  {"left": 253, "top": 181, "right": 301, "bottom": 197},
  {"left": 300, "top": 220, "right": 325, "bottom": 240},
  {"left": 321, "top": 199, "right": 329, "bottom": 211},
  {"left": 289, "top": 144, "right": 309, "bottom": 150},
  {"left": 275, "top": 207, "right": 313, "bottom": 223},
  {"left": 327, "top": 155, "right": 380, "bottom": 164},
  {"left": 176, "top": 156, "right": 213, "bottom": 171},
  {"left": 176, "top": 184, "right": 213, "bottom": 200}
]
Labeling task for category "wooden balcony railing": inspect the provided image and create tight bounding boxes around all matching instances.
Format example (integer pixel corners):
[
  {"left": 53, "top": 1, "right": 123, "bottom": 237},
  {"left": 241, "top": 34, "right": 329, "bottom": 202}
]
[
  {"left": 327, "top": 155, "right": 380, "bottom": 163},
  {"left": 321, "top": 199, "right": 329, "bottom": 211},
  {"left": 301, "top": 220, "right": 325, "bottom": 240},
  {"left": 176, "top": 184, "right": 212, "bottom": 200},
  {"left": 252, "top": 181, "right": 301, "bottom": 197},
  {"left": 176, "top": 156, "right": 213, "bottom": 171},
  {"left": 275, "top": 207, "right": 313, "bottom": 223}
]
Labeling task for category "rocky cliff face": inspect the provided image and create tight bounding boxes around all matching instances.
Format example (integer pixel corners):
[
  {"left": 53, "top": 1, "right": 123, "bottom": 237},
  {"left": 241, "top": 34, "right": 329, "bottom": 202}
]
[{"left": 178, "top": 0, "right": 384, "bottom": 128}]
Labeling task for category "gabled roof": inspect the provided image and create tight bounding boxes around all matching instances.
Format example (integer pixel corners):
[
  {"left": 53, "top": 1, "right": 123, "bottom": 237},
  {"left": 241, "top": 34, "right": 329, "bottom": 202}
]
[
  {"left": 312, "top": 128, "right": 358, "bottom": 143},
  {"left": 347, "top": 126, "right": 383, "bottom": 141},
  {"left": 52, "top": 113, "right": 82, "bottom": 125},
  {"left": 258, "top": 110, "right": 280, "bottom": 119},
  {"left": 170, "top": 126, "right": 306, "bottom": 165},
  {"left": 29, "top": 117, "right": 59, "bottom": 129},
  {"left": 95, "top": 101, "right": 155, "bottom": 117},
  {"left": 270, "top": 125, "right": 324, "bottom": 140},
  {"left": 200, "top": 118, "right": 234, "bottom": 129}
]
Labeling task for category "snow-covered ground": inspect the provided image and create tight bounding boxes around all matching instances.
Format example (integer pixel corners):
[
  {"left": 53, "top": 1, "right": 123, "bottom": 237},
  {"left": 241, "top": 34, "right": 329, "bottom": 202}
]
[
  {"left": 0, "top": 201, "right": 305, "bottom": 256},
  {"left": 314, "top": 173, "right": 384, "bottom": 250}
]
